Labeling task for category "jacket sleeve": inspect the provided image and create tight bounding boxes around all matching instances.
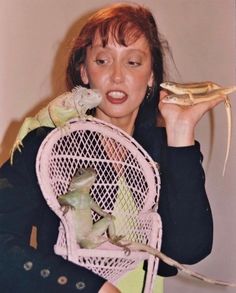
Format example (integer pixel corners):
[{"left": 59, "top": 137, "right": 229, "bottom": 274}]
[
  {"left": 157, "top": 140, "right": 213, "bottom": 276},
  {"left": 0, "top": 128, "right": 106, "bottom": 292}
]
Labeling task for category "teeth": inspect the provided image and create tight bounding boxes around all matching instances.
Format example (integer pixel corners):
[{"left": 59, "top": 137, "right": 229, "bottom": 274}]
[{"left": 108, "top": 91, "right": 125, "bottom": 99}]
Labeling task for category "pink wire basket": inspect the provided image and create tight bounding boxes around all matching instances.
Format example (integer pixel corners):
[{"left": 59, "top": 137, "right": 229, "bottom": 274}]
[{"left": 36, "top": 118, "right": 162, "bottom": 292}]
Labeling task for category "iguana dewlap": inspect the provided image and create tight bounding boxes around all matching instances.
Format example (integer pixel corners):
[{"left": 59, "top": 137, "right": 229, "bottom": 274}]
[
  {"left": 160, "top": 81, "right": 236, "bottom": 176},
  {"left": 10, "top": 86, "right": 102, "bottom": 164}
]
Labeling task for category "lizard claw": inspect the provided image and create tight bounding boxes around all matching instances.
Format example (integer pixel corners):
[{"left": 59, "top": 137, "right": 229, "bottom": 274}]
[
  {"left": 10, "top": 141, "right": 24, "bottom": 164},
  {"left": 58, "top": 123, "right": 70, "bottom": 137},
  {"left": 60, "top": 205, "right": 70, "bottom": 216},
  {"left": 16, "top": 141, "right": 23, "bottom": 152},
  {"left": 108, "top": 236, "right": 131, "bottom": 256},
  {"left": 124, "top": 247, "right": 131, "bottom": 256}
]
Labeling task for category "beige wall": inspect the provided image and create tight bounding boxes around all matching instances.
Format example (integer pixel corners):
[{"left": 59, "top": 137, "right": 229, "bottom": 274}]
[{"left": 1, "top": 0, "right": 236, "bottom": 292}]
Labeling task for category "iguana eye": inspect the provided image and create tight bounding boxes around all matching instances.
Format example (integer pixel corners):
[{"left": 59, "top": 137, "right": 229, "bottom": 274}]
[{"left": 77, "top": 169, "right": 85, "bottom": 176}]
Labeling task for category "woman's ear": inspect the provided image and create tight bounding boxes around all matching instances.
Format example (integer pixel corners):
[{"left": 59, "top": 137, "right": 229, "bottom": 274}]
[
  {"left": 148, "top": 72, "right": 154, "bottom": 87},
  {"left": 80, "top": 65, "right": 89, "bottom": 85}
]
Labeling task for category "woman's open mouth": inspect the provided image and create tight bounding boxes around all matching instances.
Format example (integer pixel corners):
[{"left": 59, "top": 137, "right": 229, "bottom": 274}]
[{"left": 106, "top": 90, "right": 128, "bottom": 104}]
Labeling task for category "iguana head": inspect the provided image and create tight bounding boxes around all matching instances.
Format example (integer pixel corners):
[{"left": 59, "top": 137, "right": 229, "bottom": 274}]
[
  {"left": 57, "top": 168, "right": 97, "bottom": 209},
  {"left": 69, "top": 167, "right": 97, "bottom": 191},
  {"left": 72, "top": 86, "right": 102, "bottom": 111}
]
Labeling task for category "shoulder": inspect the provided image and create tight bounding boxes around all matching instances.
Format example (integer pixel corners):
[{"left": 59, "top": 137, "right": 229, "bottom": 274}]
[
  {"left": 11, "top": 127, "right": 54, "bottom": 165},
  {"left": 0, "top": 127, "right": 54, "bottom": 187}
]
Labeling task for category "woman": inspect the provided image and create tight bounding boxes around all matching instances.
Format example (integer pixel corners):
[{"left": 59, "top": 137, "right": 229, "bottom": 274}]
[{"left": 0, "top": 2, "right": 224, "bottom": 292}]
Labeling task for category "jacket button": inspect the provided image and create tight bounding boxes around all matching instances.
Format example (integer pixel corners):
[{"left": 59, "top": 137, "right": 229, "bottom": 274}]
[
  {"left": 40, "top": 269, "right": 50, "bottom": 278},
  {"left": 76, "top": 281, "right": 85, "bottom": 290},
  {"left": 23, "top": 261, "right": 33, "bottom": 271},
  {"left": 57, "top": 276, "right": 68, "bottom": 285}
]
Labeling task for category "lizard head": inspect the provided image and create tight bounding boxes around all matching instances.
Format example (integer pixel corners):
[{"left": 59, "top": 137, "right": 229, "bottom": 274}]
[
  {"left": 160, "top": 82, "right": 177, "bottom": 91},
  {"left": 162, "top": 93, "right": 190, "bottom": 105},
  {"left": 72, "top": 86, "right": 102, "bottom": 111},
  {"left": 57, "top": 168, "right": 97, "bottom": 209},
  {"left": 69, "top": 167, "right": 97, "bottom": 191}
]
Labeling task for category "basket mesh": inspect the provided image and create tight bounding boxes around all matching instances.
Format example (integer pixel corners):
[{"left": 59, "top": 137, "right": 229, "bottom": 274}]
[{"left": 36, "top": 118, "right": 162, "bottom": 291}]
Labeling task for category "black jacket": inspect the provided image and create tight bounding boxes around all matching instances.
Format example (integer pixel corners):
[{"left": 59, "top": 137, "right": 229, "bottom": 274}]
[{"left": 0, "top": 126, "right": 213, "bottom": 292}]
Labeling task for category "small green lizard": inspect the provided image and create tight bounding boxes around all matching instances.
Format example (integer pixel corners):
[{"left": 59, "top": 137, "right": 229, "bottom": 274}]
[
  {"left": 58, "top": 168, "right": 236, "bottom": 287},
  {"left": 10, "top": 86, "right": 102, "bottom": 164},
  {"left": 160, "top": 81, "right": 236, "bottom": 176}
]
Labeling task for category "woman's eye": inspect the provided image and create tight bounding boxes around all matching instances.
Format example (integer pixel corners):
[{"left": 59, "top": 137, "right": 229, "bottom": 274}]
[
  {"left": 128, "top": 60, "right": 141, "bottom": 67},
  {"left": 94, "top": 59, "right": 108, "bottom": 65}
]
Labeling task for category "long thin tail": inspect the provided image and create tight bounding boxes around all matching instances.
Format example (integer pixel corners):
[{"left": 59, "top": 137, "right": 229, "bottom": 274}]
[
  {"left": 215, "top": 86, "right": 236, "bottom": 96},
  {"left": 126, "top": 242, "right": 236, "bottom": 287},
  {"left": 222, "top": 96, "right": 232, "bottom": 176}
]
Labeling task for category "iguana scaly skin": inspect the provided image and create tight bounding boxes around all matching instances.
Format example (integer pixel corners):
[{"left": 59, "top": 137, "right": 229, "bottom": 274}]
[
  {"left": 58, "top": 168, "right": 236, "bottom": 287},
  {"left": 160, "top": 81, "right": 236, "bottom": 176},
  {"left": 58, "top": 168, "right": 120, "bottom": 248},
  {"left": 10, "top": 86, "right": 102, "bottom": 164}
]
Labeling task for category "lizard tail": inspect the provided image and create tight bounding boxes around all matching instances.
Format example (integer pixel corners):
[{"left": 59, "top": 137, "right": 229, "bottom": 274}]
[
  {"left": 222, "top": 97, "right": 232, "bottom": 176},
  {"left": 222, "top": 86, "right": 236, "bottom": 95},
  {"left": 127, "top": 242, "right": 236, "bottom": 287}
]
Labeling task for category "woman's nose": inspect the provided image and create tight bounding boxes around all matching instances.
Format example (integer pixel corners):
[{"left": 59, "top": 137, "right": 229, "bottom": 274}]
[{"left": 110, "top": 62, "right": 124, "bottom": 84}]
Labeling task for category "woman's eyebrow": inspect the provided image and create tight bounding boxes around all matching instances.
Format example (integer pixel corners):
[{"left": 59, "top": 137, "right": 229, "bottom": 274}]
[{"left": 90, "top": 45, "right": 148, "bottom": 56}]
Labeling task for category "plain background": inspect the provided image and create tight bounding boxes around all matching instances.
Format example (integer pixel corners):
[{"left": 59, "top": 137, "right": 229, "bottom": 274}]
[{"left": 1, "top": 1, "right": 236, "bottom": 292}]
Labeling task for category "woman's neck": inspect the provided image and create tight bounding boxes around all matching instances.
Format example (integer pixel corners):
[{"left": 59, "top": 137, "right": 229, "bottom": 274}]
[{"left": 95, "top": 110, "right": 136, "bottom": 136}]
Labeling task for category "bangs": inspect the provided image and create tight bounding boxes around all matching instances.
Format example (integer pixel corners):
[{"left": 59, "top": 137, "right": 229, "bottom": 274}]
[
  {"left": 82, "top": 3, "right": 152, "bottom": 47},
  {"left": 94, "top": 21, "right": 144, "bottom": 47}
]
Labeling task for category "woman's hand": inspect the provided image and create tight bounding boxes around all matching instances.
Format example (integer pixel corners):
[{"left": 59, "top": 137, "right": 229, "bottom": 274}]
[
  {"left": 158, "top": 90, "right": 225, "bottom": 147},
  {"left": 98, "top": 281, "right": 121, "bottom": 293}
]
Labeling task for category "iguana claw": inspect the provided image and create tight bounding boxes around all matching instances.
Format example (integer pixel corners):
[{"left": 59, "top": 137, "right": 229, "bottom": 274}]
[{"left": 10, "top": 141, "right": 23, "bottom": 164}]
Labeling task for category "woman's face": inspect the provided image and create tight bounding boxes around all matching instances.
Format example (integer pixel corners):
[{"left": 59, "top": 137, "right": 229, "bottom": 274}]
[{"left": 80, "top": 33, "right": 153, "bottom": 130}]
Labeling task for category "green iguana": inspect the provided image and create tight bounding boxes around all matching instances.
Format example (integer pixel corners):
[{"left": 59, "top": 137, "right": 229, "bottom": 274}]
[
  {"left": 10, "top": 86, "right": 102, "bottom": 164},
  {"left": 160, "top": 81, "right": 236, "bottom": 176},
  {"left": 58, "top": 167, "right": 236, "bottom": 287},
  {"left": 58, "top": 168, "right": 121, "bottom": 248}
]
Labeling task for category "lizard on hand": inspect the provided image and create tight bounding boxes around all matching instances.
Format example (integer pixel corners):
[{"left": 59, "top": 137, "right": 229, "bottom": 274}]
[
  {"left": 10, "top": 86, "right": 102, "bottom": 164},
  {"left": 160, "top": 81, "right": 236, "bottom": 176},
  {"left": 58, "top": 167, "right": 236, "bottom": 287}
]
